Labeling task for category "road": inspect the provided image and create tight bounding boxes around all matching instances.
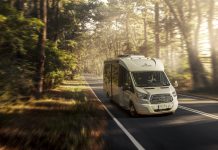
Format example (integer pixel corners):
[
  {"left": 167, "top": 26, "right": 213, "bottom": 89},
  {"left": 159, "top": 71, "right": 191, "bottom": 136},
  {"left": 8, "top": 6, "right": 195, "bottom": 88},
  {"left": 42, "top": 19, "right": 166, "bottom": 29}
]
[{"left": 84, "top": 74, "right": 218, "bottom": 150}]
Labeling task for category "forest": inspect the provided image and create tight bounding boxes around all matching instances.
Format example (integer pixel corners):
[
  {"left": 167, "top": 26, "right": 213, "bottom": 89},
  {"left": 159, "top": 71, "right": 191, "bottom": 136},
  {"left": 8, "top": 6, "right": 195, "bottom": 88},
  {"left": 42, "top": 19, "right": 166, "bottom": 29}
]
[{"left": 0, "top": 0, "right": 218, "bottom": 100}]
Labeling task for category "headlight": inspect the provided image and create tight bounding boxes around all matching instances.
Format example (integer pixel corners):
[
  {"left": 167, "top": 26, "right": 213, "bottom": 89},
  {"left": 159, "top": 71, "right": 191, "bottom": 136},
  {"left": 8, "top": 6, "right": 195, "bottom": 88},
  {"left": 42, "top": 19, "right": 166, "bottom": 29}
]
[
  {"left": 172, "top": 91, "right": 177, "bottom": 97},
  {"left": 136, "top": 91, "right": 149, "bottom": 99}
]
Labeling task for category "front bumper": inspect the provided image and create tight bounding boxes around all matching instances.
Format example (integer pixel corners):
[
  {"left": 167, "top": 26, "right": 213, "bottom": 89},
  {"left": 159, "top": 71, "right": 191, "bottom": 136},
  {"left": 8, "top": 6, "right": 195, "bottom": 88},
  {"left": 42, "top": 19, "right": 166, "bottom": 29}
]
[{"left": 134, "top": 100, "right": 178, "bottom": 115}]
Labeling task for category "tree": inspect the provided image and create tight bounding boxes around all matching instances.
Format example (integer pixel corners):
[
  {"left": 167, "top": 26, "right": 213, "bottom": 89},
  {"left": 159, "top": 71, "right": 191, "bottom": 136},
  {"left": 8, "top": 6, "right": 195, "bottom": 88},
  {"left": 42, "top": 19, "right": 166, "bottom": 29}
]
[
  {"left": 0, "top": 1, "right": 43, "bottom": 99},
  {"left": 164, "top": 0, "right": 209, "bottom": 89},
  {"left": 154, "top": 1, "right": 160, "bottom": 58},
  {"left": 208, "top": 0, "right": 218, "bottom": 88},
  {"left": 194, "top": 0, "right": 201, "bottom": 54},
  {"left": 36, "top": 0, "right": 47, "bottom": 98}
]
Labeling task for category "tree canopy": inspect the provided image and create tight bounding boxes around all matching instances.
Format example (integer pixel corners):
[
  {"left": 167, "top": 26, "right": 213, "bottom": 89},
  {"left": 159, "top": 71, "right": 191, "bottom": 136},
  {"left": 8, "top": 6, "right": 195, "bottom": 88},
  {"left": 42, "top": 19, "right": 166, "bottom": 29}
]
[{"left": 0, "top": 0, "right": 218, "bottom": 100}]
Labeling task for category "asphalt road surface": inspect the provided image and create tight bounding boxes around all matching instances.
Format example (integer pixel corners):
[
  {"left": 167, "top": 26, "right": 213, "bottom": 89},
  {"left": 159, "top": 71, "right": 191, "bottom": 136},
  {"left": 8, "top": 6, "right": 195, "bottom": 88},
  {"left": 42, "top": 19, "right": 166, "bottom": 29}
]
[{"left": 84, "top": 74, "right": 218, "bottom": 150}]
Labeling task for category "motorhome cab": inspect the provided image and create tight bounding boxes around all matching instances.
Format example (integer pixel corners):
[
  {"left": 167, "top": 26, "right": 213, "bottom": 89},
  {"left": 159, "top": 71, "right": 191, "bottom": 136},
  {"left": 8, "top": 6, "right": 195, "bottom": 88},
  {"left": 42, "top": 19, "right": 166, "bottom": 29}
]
[{"left": 103, "top": 55, "right": 178, "bottom": 116}]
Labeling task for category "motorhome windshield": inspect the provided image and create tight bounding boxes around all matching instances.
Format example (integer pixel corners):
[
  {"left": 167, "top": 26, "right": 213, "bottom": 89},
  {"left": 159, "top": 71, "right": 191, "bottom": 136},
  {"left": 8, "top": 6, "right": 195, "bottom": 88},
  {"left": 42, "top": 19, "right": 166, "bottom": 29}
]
[{"left": 132, "top": 71, "right": 170, "bottom": 87}]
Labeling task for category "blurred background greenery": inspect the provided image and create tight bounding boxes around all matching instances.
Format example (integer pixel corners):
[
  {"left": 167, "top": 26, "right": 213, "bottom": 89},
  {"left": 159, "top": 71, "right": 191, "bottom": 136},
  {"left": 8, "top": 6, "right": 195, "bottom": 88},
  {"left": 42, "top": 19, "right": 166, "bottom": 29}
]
[{"left": 0, "top": 0, "right": 102, "bottom": 100}]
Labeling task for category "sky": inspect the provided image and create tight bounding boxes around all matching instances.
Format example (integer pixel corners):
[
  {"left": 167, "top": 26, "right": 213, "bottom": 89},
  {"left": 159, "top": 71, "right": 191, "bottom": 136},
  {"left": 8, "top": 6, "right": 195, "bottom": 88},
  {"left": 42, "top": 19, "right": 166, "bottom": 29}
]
[{"left": 100, "top": 0, "right": 108, "bottom": 3}]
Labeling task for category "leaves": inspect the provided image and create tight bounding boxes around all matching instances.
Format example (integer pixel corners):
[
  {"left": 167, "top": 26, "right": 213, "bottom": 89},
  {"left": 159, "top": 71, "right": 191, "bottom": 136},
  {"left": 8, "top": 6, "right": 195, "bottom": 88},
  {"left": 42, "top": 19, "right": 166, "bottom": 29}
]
[{"left": 0, "top": 15, "right": 7, "bottom": 22}]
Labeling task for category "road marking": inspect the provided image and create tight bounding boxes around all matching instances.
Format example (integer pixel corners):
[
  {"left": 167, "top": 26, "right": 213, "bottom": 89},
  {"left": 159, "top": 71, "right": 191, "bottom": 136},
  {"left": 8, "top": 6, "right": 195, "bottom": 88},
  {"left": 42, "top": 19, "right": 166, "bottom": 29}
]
[
  {"left": 84, "top": 77, "right": 145, "bottom": 150},
  {"left": 178, "top": 94, "right": 205, "bottom": 100},
  {"left": 178, "top": 94, "right": 218, "bottom": 101},
  {"left": 179, "top": 105, "right": 218, "bottom": 120},
  {"left": 179, "top": 101, "right": 218, "bottom": 104}
]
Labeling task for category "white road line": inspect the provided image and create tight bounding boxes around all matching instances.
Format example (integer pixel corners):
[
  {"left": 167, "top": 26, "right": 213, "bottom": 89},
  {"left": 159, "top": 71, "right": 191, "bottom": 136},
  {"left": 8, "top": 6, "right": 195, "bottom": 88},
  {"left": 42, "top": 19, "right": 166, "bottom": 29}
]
[
  {"left": 84, "top": 77, "right": 145, "bottom": 150},
  {"left": 178, "top": 94, "right": 205, "bottom": 100},
  {"left": 179, "top": 105, "right": 218, "bottom": 120}
]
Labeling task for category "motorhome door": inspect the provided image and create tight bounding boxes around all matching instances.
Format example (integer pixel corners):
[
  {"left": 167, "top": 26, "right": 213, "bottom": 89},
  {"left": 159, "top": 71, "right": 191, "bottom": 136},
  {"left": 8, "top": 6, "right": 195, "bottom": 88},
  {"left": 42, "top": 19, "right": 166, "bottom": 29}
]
[{"left": 119, "top": 66, "right": 133, "bottom": 109}]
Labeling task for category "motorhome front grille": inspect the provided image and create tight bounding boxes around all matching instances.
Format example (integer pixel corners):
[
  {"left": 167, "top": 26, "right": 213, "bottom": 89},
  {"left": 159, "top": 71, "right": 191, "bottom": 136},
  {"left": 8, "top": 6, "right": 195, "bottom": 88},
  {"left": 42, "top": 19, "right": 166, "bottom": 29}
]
[{"left": 150, "top": 94, "right": 173, "bottom": 104}]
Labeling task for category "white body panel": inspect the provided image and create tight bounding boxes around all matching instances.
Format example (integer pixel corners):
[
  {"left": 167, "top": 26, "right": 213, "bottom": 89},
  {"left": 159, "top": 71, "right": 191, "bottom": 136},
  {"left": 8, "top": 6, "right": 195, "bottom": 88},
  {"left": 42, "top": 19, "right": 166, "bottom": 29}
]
[
  {"left": 130, "top": 86, "right": 178, "bottom": 115},
  {"left": 120, "top": 55, "right": 164, "bottom": 72}
]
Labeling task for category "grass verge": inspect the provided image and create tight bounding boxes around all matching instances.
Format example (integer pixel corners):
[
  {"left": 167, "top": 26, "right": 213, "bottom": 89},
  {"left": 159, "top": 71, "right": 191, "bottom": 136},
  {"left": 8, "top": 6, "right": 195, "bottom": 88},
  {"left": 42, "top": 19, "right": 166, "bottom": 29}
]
[{"left": 0, "top": 77, "right": 106, "bottom": 150}]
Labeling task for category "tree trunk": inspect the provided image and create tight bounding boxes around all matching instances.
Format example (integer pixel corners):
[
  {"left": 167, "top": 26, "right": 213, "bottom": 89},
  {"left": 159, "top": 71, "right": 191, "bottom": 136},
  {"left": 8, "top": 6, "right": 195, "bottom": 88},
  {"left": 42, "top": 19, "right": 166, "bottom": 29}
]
[
  {"left": 208, "top": 0, "right": 218, "bottom": 87},
  {"left": 36, "top": 0, "right": 47, "bottom": 99},
  {"left": 185, "top": 40, "right": 209, "bottom": 88},
  {"left": 164, "top": 0, "right": 209, "bottom": 89},
  {"left": 155, "top": 2, "right": 160, "bottom": 58},
  {"left": 165, "top": 14, "right": 169, "bottom": 67},
  {"left": 194, "top": 0, "right": 201, "bottom": 54},
  {"left": 49, "top": 0, "right": 60, "bottom": 42},
  {"left": 9, "top": 0, "right": 16, "bottom": 8},
  {"left": 125, "top": 13, "right": 131, "bottom": 53},
  {"left": 33, "top": 0, "right": 40, "bottom": 18},
  {"left": 16, "top": 0, "right": 24, "bottom": 11},
  {"left": 115, "top": 19, "right": 119, "bottom": 56},
  {"left": 169, "top": 14, "right": 174, "bottom": 70},
  {"left": 143, "top": 18, "right": 148, "bottom": 56}
]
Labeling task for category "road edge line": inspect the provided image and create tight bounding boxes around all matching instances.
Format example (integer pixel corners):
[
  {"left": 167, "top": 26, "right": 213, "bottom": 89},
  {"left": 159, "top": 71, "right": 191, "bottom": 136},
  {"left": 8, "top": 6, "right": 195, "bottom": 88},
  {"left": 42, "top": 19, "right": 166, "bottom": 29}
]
[
  {"left": 178, "top": 105, "right": 218, "bottom": 120},
  {"left": 84, "top": 76, "right": 145, "bottom": 150}
]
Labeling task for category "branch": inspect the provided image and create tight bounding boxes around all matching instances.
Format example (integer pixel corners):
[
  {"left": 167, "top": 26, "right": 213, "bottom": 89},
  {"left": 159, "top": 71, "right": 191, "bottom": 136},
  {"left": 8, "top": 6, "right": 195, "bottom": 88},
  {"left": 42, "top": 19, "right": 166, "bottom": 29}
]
[{"left": 163, "top": 0, "right": 188, "bottom": 39}]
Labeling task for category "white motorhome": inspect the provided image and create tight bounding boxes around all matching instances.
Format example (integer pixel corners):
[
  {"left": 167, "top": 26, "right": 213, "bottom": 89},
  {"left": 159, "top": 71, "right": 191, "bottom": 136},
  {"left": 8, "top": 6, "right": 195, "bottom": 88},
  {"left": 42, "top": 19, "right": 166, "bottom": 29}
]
[{"left": 103, "top": 55, "right": 178, "bottom": 116}]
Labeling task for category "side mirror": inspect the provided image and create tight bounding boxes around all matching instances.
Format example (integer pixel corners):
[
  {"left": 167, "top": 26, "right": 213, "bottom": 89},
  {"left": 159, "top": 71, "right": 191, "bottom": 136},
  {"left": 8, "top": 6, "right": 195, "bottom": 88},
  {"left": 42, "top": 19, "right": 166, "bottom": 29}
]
[
  {"left": 123, "top": 83, "right": 131, "bottom": 91},
  {"left": 174, "top": 81, "right": 178, "bottom": 88}
]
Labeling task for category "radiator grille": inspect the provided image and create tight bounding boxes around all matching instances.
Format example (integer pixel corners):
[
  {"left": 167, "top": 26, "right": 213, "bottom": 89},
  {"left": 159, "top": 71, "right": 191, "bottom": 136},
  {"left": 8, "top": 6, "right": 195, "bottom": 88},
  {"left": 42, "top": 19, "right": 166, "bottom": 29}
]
[{"left": 150, "top": 94, "right": 173, "bottom": 104}]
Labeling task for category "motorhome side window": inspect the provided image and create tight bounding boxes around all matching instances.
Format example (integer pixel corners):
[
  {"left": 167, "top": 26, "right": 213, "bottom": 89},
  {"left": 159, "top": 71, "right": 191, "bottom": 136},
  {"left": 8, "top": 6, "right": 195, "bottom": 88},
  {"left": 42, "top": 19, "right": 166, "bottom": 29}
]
[
  {"left": 119, "top": 66, "right": 133, "bottom": 92},
  {"left": 112, "top": 63, "right": 119, "bottom": 85},
  {"left": 125, "top": 73, "right": 133, "bottom": 92},
  {"left": 118, "top": 65, "right": 125, "bottom": 87},
  {"left": 104, "top": 63, "right": 111, "bottom": 84}
]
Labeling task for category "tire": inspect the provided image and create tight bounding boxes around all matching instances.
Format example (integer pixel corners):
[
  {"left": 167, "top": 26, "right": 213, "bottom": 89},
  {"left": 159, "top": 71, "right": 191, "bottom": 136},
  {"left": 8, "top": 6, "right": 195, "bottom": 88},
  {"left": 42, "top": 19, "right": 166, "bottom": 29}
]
[
  {"left": 129, "top": 102, "right": 137, "bottom": 117},
  {"left": 106, "top": 92, "right": 112, "bottom": 101},
  {"left": 169, "top": 111, "right": 175, "bottom": 115},
  {"left": 106, "top": 92, "right": 109, "bottom": 97}
]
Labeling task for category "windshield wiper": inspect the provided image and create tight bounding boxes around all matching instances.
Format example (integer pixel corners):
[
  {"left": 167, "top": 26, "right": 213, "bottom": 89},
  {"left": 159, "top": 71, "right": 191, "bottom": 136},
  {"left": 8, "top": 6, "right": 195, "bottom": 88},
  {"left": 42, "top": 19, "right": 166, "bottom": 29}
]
[{"left": 137, "top": 85, "right": 148, "bottom": 87}]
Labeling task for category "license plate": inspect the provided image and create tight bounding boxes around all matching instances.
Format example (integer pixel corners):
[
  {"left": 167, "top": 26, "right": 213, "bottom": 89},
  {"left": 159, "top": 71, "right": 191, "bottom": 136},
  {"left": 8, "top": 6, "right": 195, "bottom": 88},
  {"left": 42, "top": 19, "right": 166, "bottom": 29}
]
[{"left": 153, "top": 103, "right": 173, "bottom": 110}]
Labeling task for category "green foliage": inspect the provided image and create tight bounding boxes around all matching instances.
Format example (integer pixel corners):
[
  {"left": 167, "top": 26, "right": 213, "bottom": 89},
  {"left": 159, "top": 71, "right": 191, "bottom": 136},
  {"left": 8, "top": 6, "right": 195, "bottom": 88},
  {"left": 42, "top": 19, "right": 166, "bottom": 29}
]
[
  {"left": 0, "top": 4, "right": 42, "bottom": 100},
  {"left": 0, "top": 0, "right": 102, "bottom": 99},
  {"left": 44, "top": 41, "right": 78, "bottom": 88},
  {"left": 47, "top": 0, "right": 103, "bottom": 42},
  {"left": 0, "top": 15, "right": 6, "bottom": 22}
]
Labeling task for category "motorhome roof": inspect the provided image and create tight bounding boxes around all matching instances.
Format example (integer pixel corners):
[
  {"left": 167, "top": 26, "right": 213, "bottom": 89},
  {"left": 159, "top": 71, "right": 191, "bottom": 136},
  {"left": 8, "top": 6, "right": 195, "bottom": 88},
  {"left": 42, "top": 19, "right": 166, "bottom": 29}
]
[{"left": 105, "top": 55, "right": 164, "bottom": 72}]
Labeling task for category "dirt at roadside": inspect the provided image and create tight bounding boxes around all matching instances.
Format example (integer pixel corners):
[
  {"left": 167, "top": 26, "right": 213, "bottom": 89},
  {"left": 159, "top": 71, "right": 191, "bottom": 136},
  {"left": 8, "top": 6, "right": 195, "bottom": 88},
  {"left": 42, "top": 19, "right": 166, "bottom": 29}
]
[{"left": 0, "top": 78, "right": 107, "bottom": 150}]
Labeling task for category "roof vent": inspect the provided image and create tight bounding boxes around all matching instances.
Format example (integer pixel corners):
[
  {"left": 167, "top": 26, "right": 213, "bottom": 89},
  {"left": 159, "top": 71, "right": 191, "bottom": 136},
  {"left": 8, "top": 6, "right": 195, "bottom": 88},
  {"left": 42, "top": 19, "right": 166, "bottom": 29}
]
[
  {"left": 129, "top": 55, "right": 145, "bottom": 59},
  {"left": 118, "top": 54, "right": 145, "bottom": 59},
  {"left": 118, "top": 54, "right": 130, "bottom": 58}
]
